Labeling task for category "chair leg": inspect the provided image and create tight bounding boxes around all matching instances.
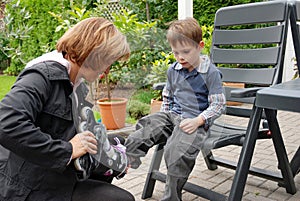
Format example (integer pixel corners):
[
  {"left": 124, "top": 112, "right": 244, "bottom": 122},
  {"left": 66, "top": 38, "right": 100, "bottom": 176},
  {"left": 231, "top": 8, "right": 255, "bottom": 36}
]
[
  {"left": 228, "top": 106, "right": 262, "bottom": 201},
  {"left": 290, "top": 147, "right": 300, "bottom": 176},
  {"left": 265, "top": 109, "right": 297, "bottom": 194},
  {"left": 201, "top": 149, "right": 218, "bottom": 170},
  {"left": 141, "top": 143, "right": 165, "bottom": 199}
]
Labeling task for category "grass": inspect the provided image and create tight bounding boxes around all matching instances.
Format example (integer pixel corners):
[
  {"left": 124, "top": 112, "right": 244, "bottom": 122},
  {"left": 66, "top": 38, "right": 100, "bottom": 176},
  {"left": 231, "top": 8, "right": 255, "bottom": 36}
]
[
  {"left": 130, "top": 88, "right": 155, "bottom": 104},
  {"left": 0, "top": 75, "right": 16, "bottom": 100}
]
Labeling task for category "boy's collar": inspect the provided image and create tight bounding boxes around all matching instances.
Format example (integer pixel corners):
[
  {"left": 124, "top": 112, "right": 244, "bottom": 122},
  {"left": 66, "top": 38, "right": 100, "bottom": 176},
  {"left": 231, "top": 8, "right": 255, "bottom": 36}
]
[{"left": 174, "top": 55, "right": 210, "bottom": 73}]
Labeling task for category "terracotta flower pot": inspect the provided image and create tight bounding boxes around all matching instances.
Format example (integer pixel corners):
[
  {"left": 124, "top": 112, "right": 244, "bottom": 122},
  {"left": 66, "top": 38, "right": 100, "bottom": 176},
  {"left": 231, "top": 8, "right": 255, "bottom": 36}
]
[
  {"left": 97, "top": 98, "right": 128, "bottom": 130},
  {"left": 150, "top": 99, "right": 163, "bottom": 114},
  {"left": 223, "top": 82, "right": 245, "bottom": 106}
]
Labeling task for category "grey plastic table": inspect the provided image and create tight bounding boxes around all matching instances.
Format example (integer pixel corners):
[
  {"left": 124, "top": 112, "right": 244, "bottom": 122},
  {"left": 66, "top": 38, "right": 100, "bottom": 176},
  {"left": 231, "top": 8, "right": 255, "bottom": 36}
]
[
  {"left": 256, "top": 78, "right": 300, "bottom": 177},
  {"left": 256, "top": 78, "right": 300, "bottom": 113},
  {"left": 229, "top": 79, "right": 299, "bottom": 200}
]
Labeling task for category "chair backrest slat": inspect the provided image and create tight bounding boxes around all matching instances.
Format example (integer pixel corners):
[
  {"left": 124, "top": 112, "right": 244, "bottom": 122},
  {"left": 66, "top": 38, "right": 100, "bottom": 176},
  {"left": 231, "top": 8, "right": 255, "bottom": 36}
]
[
  {"left": 290, "top": 1, "right": 300, "bottom": 74},
  {"left": 212, "top": 47, "right": 280, "bottom": 65},
  {"left": 211, "top": 1, "right": 289, "bottom": 104},
  {"left": 215, "top": 1, "right": 286, "bottom": 26},
  {"left": 219, "top": 68, "right": 275, "bottom": 85},
  {"left": 213, "top": 26, "right": 284, "bottom": 45}
]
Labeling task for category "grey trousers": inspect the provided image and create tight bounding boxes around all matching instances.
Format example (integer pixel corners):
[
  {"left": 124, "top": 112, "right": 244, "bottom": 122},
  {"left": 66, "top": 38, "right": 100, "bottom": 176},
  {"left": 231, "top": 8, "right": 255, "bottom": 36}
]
[{"left": 125, "top": 112, "right": 209, "bottom": 201}]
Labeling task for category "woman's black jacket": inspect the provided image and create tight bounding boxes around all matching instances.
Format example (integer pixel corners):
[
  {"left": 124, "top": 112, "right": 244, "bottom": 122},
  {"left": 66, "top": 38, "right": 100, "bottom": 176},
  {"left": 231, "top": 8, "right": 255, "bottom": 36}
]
[{"left": 0, "top": 61, "right": 79, "bottom": 200}]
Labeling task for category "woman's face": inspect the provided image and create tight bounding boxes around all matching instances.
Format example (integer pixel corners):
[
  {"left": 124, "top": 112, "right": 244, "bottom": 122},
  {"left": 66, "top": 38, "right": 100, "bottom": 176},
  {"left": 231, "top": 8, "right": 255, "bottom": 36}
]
[
  {"left": 78, "top": 53, "right": 112, "bottom": 82},
  {"left": 67, "top": 51, "right": 112, "bottom": 84},
  {"left": 78, "top": 65, "right": 110, "bottom": 82}
]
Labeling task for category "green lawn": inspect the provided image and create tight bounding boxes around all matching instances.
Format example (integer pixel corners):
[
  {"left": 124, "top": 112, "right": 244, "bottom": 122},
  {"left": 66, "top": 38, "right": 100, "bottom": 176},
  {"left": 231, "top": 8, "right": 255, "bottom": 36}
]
[{"left": 0, "top": 75, "right": 16, "bottom": 100}]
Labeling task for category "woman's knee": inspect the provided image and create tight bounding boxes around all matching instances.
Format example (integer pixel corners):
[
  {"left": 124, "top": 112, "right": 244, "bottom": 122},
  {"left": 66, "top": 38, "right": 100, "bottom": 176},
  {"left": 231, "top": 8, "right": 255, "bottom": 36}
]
[{"left": 72, "top": 180, "right": 135, "bottom": 201}]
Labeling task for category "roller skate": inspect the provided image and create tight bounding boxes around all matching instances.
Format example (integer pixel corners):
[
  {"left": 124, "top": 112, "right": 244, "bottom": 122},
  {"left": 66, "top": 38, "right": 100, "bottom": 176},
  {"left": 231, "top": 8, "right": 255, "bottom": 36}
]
[{"left": 74, "top": 106, "right": 128, "bottom": 181}]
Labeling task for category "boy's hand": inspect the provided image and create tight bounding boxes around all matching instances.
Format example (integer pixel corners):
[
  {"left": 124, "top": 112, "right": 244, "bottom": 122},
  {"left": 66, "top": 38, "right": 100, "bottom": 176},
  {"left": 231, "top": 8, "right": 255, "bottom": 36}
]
[
  {"left": 179, "top": 116, "right": 205, "bottom": 134},
  {"left": 69, "top": 131, "right": 98, "bottom": 159}
]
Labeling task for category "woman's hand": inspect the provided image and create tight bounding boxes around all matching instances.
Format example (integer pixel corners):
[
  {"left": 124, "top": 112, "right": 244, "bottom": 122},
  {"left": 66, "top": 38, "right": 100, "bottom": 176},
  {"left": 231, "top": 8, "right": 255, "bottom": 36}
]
[
  {"left": 179, "top": 116, "right": 205, "bottom": 134},
  {"left": 69, "top": 131, "right": 98, "bottom": 159}
]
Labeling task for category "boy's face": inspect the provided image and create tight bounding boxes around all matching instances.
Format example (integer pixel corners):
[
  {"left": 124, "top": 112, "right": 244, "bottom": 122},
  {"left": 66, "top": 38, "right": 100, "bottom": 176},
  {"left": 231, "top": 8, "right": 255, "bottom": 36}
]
[{"left": 171, "top": 41, "right": 203, "bottom": 71}]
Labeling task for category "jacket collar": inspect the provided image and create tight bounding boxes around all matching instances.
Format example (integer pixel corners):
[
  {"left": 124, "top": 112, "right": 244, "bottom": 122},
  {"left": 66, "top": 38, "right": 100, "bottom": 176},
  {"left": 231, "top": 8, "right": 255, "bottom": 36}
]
[{"left": 25, "top": 50, "right": 70, "bottom": 73}]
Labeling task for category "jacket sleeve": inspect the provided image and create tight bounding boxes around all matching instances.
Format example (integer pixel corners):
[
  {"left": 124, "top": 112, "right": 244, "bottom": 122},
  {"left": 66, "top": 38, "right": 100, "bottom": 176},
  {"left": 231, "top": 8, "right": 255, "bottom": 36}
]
[{"left": 0, "top": 70, "right": 72, "bottom": 172}]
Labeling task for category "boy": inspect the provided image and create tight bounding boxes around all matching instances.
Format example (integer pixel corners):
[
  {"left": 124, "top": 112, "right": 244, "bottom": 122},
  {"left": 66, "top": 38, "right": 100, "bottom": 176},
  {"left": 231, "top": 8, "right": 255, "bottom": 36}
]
[{"left": 125, "top": 17, "right": 226, "bottom": 201}]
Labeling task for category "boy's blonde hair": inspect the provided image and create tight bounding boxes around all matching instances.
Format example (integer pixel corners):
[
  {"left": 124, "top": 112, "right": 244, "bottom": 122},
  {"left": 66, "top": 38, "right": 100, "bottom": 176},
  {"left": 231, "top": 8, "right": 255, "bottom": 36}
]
[
  {"left": 56, "top": 17, "right": 130, "bottom": 70},
  {"left": 166, "top": 17, "right": 202, "bottom": 47}
]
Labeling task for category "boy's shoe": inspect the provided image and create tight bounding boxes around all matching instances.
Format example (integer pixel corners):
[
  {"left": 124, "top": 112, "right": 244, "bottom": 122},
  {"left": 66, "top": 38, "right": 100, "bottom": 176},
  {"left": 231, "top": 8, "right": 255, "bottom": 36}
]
[{"left": 127, "top": 155, "right": 142, "bottom": 169}]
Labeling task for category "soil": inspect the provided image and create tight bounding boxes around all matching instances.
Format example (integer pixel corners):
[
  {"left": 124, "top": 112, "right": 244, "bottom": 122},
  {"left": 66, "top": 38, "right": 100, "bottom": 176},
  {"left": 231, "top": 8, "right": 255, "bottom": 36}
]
[
  {"left": 89, "top": 82, "right": 136, "bottom": 105},
  {"left": 98, "top": 84, "right": 135, "bottom": 99}
]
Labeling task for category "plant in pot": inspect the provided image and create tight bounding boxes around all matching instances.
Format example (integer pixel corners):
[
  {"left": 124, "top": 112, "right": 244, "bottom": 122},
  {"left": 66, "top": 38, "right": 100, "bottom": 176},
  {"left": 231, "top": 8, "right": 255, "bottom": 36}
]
[
  {"left": 95, "top": 9, "right": 160, "bottom": 129},
  {"left": 97, "top": 72, "right": 128, "bottom": 130},
  {"left": 147, "top": 52, "right": 175, "bottom": 113}
]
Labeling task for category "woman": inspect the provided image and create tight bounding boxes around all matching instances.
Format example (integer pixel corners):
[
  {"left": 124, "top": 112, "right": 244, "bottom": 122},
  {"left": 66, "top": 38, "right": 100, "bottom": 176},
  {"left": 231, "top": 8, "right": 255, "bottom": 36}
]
[{"left": 0, "top": 17, "right": 134, "bottom": 201}]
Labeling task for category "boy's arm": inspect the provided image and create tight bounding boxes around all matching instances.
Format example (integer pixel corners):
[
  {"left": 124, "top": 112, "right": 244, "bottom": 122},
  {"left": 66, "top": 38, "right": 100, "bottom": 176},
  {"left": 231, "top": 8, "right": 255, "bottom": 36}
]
[
  {"left": 199, "top": 67, "right": 226, "bottom": 125},
  {"left": 181, "top": 93, "right": 226, "bottom": 135},
  {"left": 180, "top": 93, "right": 226, "bottom": 134},
  {"left": 160, "top": 83, "right": 174, "bottom": 112},
  {"left": 198, "top": 93, "right": 226, "bottom": 125},
  {"left": 160, "top": 67, "right": 174, "bottom": 112}
]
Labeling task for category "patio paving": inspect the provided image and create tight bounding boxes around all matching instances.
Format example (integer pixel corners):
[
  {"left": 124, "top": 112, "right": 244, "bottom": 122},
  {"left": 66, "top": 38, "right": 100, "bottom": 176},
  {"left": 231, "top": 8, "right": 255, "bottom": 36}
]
[{"left": 112, "top": 110, "right": 300, "bottom": 201}]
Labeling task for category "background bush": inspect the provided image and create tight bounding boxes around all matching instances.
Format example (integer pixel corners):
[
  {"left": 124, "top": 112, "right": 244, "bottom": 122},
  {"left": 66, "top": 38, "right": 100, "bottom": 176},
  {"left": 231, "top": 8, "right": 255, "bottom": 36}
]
[
  {"left": 1, "top": 0, "right": 262, "bottom": 76},
  {"left": 120, "top": 0, "right": 263, "bottom": 27},
  {"left": 2, "top": 0, "right": 70, "bottom": 75},
  {"left": 127, "top": 100, "right": 150, "bottom": 119},
  {"left": 1, "top": 0, "right": 107, "bottom": 75}
]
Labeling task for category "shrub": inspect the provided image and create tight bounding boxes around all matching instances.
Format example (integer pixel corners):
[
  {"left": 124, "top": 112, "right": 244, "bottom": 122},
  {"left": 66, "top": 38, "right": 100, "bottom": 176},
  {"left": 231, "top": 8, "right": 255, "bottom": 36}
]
[
  {"left": 121, "top": 0, "right": 263, "bottom": 28},
  {"left": 130, "top": 89, "right": 154, "bottom": 104},
  {"left": 1, "top": 0, "right": 107, "bottom": 75},
  {"left": 111, "top": 9, "right": 168, "bottom": 88},
  {"left": 127, "top": 99, "right": 150, "bottom": 119},
  {"left": 2, "top": 0, "right": 72, "bottom": 75},
  {"left": 0, "top": 33, "right": 9, "bottom": 72},
  {"left": 127, "top": 89, "right": 154, "bottom": 119}
]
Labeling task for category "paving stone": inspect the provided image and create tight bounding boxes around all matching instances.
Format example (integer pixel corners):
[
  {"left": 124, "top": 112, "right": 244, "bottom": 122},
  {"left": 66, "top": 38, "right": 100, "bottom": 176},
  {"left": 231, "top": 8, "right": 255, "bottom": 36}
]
[
  {"left": 112, "top": 110, "right": 300, "bottom": 201},
  {"left": 267, "top": 187, "right": 293, "bottom": 201}
]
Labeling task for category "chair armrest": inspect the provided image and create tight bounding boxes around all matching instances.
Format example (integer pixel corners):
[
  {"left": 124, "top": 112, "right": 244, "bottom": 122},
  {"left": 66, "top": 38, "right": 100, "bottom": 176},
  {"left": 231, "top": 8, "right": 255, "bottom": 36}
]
[
  {"left": 153, "top": 82, "right": 166, "bottom": 90},
  {"left": 230, "top": 87, "right": 263, "bottom": 98}
]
